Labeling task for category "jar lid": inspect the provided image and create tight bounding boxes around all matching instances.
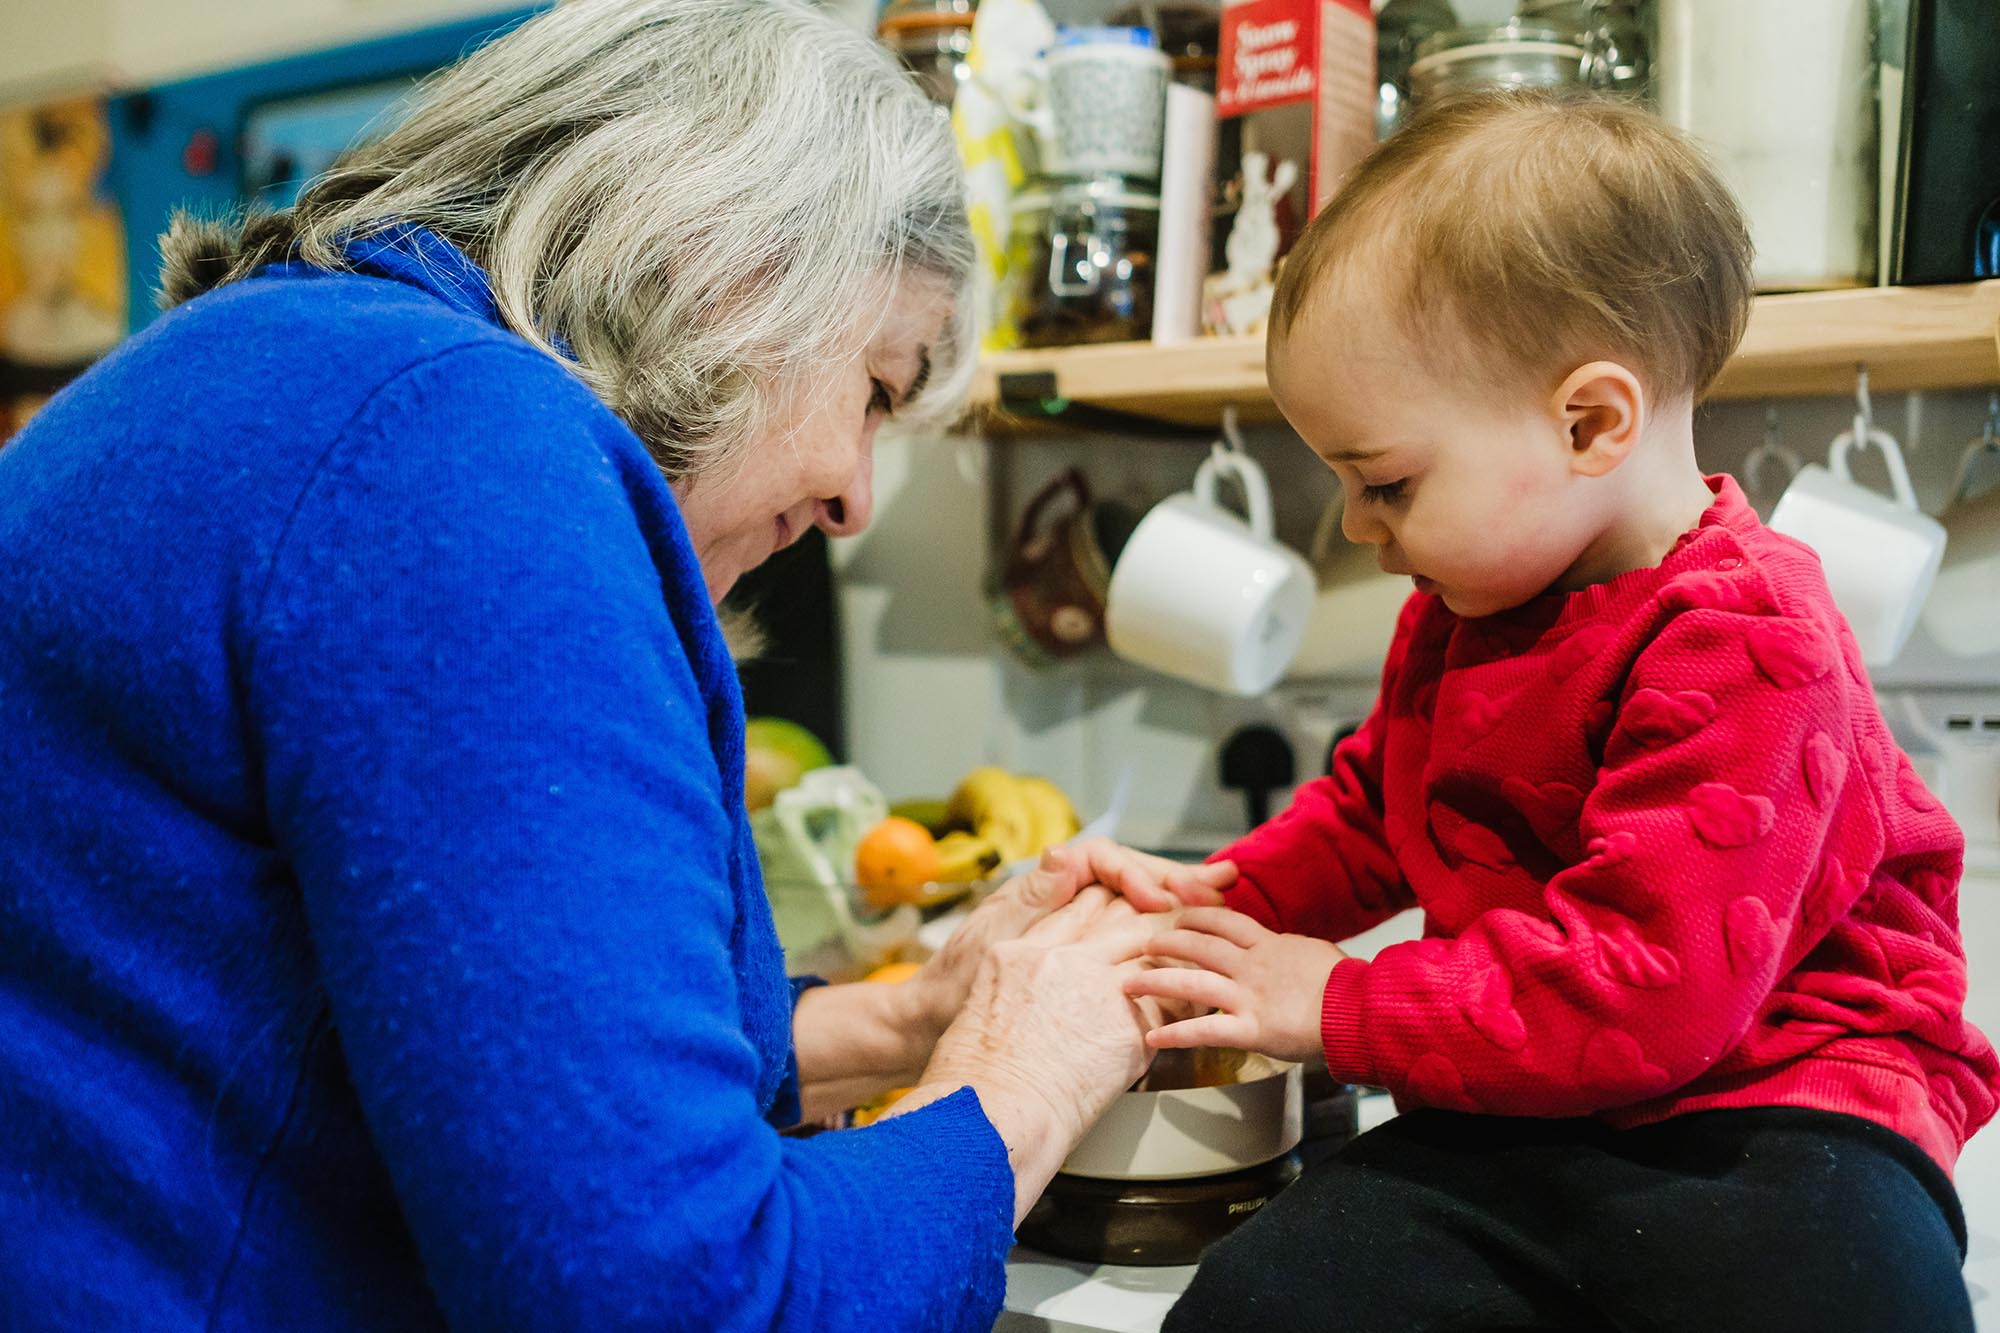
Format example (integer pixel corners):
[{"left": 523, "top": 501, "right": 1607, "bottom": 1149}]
[
  {"left": 878, "top": 0, "right": 976, "bottom": 19},
  {"left": 1411, "top": 23, "right": 1585, "bottom": 69},
  {"left": 878, "top": 10, "right": 976, "bottom": 37},
  {"left": 1056, "top": 24, "right": 1157, "bottom": 49},
  {"left": 1047, "top": 173, "right": 1163, "bottom": 211}
]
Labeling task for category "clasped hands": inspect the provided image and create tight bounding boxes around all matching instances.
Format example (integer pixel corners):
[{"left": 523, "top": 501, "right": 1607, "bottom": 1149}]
[{"left": 918, "top": 839, "right": 1345, "bottom": 1074}]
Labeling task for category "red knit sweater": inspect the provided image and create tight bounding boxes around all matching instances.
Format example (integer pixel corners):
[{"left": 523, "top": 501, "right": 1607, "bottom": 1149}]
[{"left": 1218, "top": 476, "right": 1999, "bottom": 1172}]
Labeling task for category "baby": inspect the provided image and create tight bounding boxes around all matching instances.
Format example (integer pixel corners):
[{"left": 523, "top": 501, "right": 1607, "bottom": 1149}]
[{"left": 1114, "top": 90, "right": 2000, "bottom": 1332}]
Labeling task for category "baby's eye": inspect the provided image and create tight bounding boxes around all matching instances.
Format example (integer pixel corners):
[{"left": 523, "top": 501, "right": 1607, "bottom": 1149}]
[{"left": 1361, "top": 479, "right": 1407, "bottom": 504}]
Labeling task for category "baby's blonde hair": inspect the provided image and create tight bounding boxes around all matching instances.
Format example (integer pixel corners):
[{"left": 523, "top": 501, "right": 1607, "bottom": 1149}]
[{"left": 1271, "top": 88, "right": 1754, "bottom": 405}]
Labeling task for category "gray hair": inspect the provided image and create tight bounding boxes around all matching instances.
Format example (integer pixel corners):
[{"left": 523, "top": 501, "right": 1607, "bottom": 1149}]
[{"left": 158, "top": 0, "right": 976, "bottom": 480}]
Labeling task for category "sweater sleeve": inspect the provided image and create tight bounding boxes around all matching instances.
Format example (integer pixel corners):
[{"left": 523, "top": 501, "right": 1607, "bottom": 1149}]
[
  {"left": 1320, "top": 606, "right": 1852, "bottom": 1117},
  {"left": 1210, "top": 601, "right": 1420, "bottom": 941},
  {"left": 246, "top": 345, "right": 1013, "bottom": 1331}
]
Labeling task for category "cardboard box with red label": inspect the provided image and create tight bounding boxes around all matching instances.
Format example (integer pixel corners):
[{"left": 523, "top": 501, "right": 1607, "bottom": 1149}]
[{"left": 1218, "top": 0, "right": 1376, "bottom": 223}]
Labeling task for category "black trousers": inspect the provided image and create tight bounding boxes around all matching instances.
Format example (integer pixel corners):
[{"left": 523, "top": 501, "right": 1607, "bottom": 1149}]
[{"left": 1166, "top": 1107, "right": 1971, "bottom": 1333}]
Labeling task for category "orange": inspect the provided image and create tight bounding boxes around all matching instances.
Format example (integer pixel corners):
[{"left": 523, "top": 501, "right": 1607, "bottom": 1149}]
[
  {"left": 864, "top": 961, "right": 922, "bottom": 985},
  {"left": 853, "top": 816, "right": 941, "bottom": 911}
]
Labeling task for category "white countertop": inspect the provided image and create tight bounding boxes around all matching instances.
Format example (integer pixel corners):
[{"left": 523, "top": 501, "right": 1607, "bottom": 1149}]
[
  {"left": 996, "top": 1251, "right": 1197, "bottom": 1333},
  {"left": 995, "top": 1097, "right": 1397, "bottom": 1332}
]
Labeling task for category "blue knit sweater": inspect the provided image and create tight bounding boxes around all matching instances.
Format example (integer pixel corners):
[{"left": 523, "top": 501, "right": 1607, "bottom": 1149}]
[{"left": 0, "top": 228, "right": 1014, "bottom": 1330}]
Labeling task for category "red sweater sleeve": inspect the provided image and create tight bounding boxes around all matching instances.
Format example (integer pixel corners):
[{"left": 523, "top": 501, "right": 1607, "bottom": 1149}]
[
  {"left": 1212, "top": 604, "right": 1419, "bottom": 942},
  {"left": 1321, "top": 607, "right": 1853, "bottom": 1117}
]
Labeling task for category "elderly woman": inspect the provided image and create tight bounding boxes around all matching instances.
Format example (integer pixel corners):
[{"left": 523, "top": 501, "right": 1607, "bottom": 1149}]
[{"left": 0, "top": 3, "right": 1231, "bottom": 1328}]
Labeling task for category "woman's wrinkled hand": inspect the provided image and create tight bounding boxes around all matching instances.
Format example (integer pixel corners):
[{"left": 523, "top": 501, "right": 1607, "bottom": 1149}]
[
  {"left": 1065, "top": 837, "right": 1237, "bottom": 914},
  {"left": 903, "top": 840, "right": 1227, "bottom": 1043},
  {"left": 918, "top": 887, "right": 1182, "bottom": 1152}
]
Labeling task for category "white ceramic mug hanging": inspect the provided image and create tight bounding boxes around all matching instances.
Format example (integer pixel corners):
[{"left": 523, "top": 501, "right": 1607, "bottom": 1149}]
[
  {"left": 1106, "top": 414, "right": 1315, "bottom": 695},
  {"left": 1769, "top": 373, "right": 1947, "bottom": 667}
]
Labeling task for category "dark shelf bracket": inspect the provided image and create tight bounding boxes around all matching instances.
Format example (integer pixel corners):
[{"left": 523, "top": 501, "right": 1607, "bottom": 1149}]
[{"left": 992, "top": 370, "right": 1213, "bottom": 441}]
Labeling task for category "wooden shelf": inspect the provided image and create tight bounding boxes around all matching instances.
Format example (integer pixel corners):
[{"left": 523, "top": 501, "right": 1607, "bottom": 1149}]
[{"left": 970, "top": 281, "right": 2000, "bottom": 433}]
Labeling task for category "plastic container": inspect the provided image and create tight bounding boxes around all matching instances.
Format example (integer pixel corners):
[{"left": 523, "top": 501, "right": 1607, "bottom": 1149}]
[{"left": 1656, "top": 0, "right": 1876, "bottom": 289}]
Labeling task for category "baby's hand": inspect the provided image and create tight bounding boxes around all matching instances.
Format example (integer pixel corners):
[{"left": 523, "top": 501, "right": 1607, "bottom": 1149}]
[
  {"left": 1065, "top": 837, "right": 1237, "bottom": 913},
  {"left": 1122, "top": 908, "right": 1346, "bottom": 1067}
]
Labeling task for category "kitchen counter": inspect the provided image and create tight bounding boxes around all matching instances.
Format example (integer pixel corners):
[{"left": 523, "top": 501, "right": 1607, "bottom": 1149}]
[
  {"left": 995, "top": 1095, "right": 1398, "bottom": 1331},
  {"left": 995, "top": 1251, "right": 1196, "bottom": 1333}
]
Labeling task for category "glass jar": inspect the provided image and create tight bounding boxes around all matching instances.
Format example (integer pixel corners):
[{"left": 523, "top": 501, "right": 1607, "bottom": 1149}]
[
  {"left": 878, "top": 0, "right": 978, "bottom": 106},
  {"left": 1408, "top": 22, "right": 1589, "bottom": 104},
  {"left": 1377, "top": 0, "right": 1461, "bottom": 136},
  {"left": 1005, "top": 175, "right": 1162, "bottom": 348},
  {"left": 1516, "top": 0, "right": 1652, "bottom": 99},
  {"left": 1108, "top": 1, "right": 1221, "bottom": 92}
]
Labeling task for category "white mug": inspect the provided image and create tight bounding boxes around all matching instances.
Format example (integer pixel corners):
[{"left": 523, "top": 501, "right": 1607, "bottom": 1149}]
[
  {"left": 1769, "top": 420, "right": 1947, "bottom": 667},
  {"left": 1106, "top": 446, "right": 1315, "bottom": 695}
]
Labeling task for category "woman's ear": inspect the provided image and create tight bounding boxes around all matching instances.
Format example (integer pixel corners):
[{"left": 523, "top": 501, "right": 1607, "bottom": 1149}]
[{"left": 1550, "top": 361, "right": 1646, "bottom": 478}]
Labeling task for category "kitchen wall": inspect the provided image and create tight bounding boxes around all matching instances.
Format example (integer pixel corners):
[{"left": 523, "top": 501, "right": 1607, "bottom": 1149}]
[
  {"left": 838, "top": 389, "right": 2000, "bottom": 867},
  {"left": 0, "top": 0, "right": 533, "bottom": 97},
  {"left": 0, "top": 0, "right": 887, "bottom": 98},
  {"left": 830, "top": 3, "right": 1999, "bottom": 867}
]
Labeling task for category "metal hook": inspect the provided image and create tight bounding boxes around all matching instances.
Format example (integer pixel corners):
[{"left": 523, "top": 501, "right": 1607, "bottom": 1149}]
[
  {"left": 1743, "top": 404, "right": 1802, "bottom": 508},
  {"left": 1948, "top": 391, "right": 2000, "bottom": 507},
  {"left": 1218, "top": 404, "right": 1249, "bottom": 456}
]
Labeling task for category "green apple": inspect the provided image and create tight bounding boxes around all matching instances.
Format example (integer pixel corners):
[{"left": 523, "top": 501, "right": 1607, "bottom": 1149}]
[{"left": 743, "top": 717, "right": 834, "bottom": 812}]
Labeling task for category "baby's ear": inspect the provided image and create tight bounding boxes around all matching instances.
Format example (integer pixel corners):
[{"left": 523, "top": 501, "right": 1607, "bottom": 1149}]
[{"left": 1551, "top": 361, "right": 1645, "bottom": 479}]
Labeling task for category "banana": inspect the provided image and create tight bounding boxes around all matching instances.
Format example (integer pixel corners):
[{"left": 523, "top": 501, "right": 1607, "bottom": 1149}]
[
  {"left": 887, "top": 797, "right": 952, "bottom": 836},
  {"left": 934, "top": 830, "right": 1003, "bottom": 882},
  {"left": 1015, "top": 775, "right": 1081, "bottom": 855},
  {"left": 946, "top": 767, "right": 1037, "bottom": 863}
]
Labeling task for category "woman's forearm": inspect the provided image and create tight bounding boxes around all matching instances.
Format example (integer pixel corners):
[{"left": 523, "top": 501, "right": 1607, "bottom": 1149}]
[
  {"left": 878, "top": 1079, "right": 1073, "bottom": 1227},
  {"left": 791, "top": 980, "right": 939, "bottom": 1122}
]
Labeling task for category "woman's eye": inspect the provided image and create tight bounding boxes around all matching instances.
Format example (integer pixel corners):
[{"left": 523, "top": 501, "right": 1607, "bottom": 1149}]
[
  {"left": 1361, "top": 479, "right": 1407, "bottom": 504},
  {"left": 868, "top": 378, "right": 895, "bottom": 417}
]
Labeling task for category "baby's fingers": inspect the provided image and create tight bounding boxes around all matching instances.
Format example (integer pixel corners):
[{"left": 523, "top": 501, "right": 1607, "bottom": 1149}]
[
  {"left": 1163, "top": 859, "right": 1237, "bottom": 906},
  {"left": 1145, "top": 928, "right": 1243, "bottom": 975},
  {"left": 1124, "top": 963, "right": 1236, "bottom": 1013},
  {"left": 1146, "top": 1012, "right": 1251, "bottom": 1050},
  {"left": 1174, "top": 906, "right": 1270, "bottom": 949},
  {"left": 1071, "top": 837, "right": 1179, "bottom": 912}
]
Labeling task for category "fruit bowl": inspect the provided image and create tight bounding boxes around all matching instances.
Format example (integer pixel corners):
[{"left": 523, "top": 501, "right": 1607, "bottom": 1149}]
[{"left": 761, "top": 874, "right": 1005, "bottom": 981}]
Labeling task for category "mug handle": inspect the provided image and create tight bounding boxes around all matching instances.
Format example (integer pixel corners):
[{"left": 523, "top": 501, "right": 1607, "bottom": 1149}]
[
  {"left": 1194, "top": 444, "right": 1276, "bottom": 538},
  {"left": 1829, "top": 418, "right": 1922, "bottom": 512},
  {"left": 1012, "top": 467, "right": 1090, "bottom": 548}
]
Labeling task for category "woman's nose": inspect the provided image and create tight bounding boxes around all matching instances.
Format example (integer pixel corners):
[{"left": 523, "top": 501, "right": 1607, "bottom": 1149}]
[{"left": 813, "top": 449, "right": 874, "bottom": 538}]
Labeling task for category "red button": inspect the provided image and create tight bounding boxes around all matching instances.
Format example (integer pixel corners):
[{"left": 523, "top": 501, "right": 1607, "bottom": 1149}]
[{"left": 1716, "top": 557, "right": 1743, "bottom": 571}]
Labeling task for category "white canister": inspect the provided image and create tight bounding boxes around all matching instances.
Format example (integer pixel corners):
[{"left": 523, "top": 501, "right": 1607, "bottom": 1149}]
[
  {"left": 1656, "top": 0, "right": 1876, "bottom": 290},
  {"left": 1043, "top": 26, "right": 1173, "bottom": 180}
]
